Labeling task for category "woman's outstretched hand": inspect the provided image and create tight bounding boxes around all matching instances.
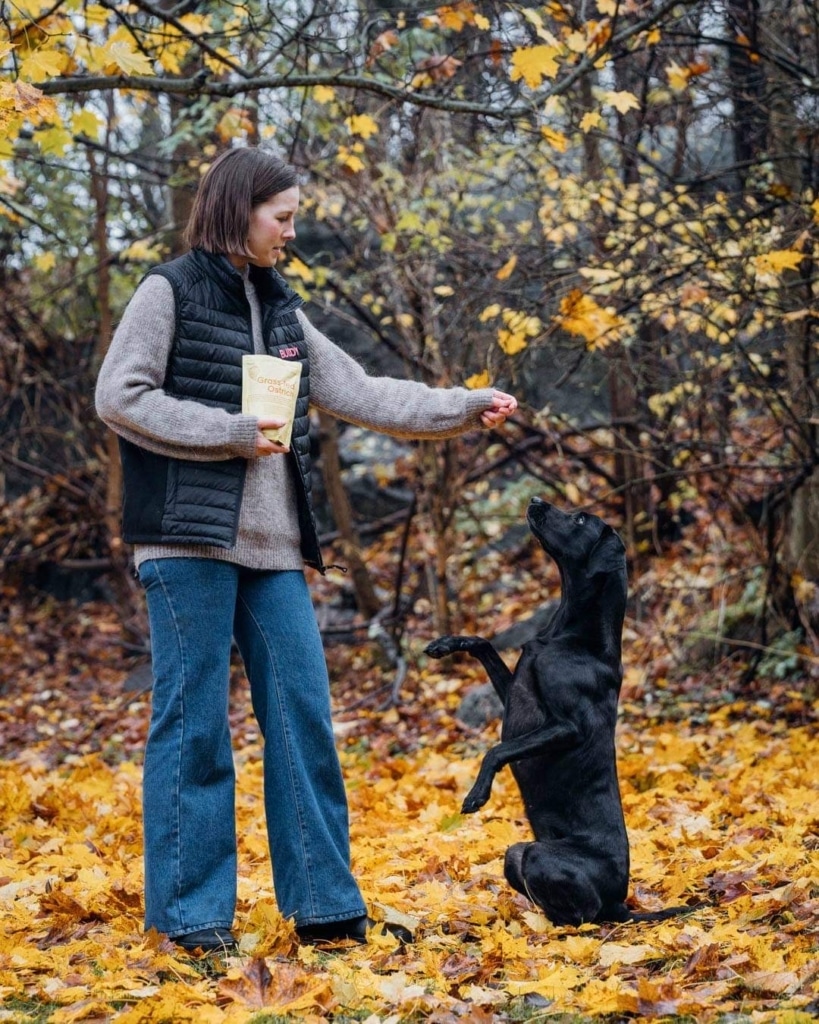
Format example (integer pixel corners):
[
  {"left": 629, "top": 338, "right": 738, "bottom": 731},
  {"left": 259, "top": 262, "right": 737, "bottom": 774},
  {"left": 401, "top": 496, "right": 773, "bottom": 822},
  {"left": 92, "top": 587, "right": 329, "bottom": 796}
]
[{"left": 480, "top": 390, "right": 518, "bottom": 428}]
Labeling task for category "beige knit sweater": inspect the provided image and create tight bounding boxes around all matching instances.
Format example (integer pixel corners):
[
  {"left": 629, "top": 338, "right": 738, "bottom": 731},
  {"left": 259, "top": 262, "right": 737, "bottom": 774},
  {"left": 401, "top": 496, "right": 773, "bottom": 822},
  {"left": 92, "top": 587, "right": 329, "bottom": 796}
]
[{"left": 95, "top": 272, "right": 494, "bottom": 571}]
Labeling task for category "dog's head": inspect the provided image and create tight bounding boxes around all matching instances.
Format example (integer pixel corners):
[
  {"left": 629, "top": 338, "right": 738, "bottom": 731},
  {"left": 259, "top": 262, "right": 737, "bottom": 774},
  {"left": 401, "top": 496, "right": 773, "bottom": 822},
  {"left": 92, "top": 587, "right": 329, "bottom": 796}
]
[{"left": 526, "top": 497, "right": 626, "bottom": 579}]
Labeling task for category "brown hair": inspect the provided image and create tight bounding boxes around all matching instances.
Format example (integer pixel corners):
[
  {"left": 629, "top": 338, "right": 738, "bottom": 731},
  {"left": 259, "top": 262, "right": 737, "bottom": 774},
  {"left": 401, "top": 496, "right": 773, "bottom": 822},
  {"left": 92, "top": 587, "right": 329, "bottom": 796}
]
[{"left": 184, "top": 148, "right": 300, "bottom": 256}]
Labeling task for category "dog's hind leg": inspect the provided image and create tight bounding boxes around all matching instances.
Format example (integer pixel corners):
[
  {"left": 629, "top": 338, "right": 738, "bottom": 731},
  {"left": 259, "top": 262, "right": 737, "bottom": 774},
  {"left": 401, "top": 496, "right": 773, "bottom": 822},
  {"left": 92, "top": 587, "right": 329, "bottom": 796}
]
[
  {"left": 504, "top": 842, "right": 603, "bottom": 927},
  {"left": 425, "top": 635, "right": 513, "bottom": 702}
]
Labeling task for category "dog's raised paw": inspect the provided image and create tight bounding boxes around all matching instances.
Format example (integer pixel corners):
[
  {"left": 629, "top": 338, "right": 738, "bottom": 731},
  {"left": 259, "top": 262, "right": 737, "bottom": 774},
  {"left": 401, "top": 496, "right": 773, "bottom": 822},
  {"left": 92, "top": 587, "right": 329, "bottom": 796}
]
[{"left": 461, "top": 788, "right": 489, "bottom": 814}]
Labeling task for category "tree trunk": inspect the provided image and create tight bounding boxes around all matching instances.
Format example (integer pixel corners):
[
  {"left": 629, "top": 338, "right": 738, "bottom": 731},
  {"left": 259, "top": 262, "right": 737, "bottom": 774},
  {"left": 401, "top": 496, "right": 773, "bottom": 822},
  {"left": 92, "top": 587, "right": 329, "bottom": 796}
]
[
  {"left": 725, "top": 0, "right": 768, "bottom": 190},
  {"left": 89, "top": 101, "right": 122, "bottom": 559},
  {"left": 316, "top": 411, "right": 382, "bottom": 619},
  {"left": 762, "top": 2, "right": 819, "bottom": 647},
  {"left": 418, "top": 440, "right": 460, "bottom": 637}
]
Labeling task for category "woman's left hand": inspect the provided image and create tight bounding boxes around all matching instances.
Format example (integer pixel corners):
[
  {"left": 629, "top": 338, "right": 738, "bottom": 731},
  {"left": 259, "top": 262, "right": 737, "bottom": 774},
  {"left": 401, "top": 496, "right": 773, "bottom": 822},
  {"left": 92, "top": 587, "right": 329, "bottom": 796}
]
[{"left": 481, "top": 390, "right": 518, "bottom": 428}]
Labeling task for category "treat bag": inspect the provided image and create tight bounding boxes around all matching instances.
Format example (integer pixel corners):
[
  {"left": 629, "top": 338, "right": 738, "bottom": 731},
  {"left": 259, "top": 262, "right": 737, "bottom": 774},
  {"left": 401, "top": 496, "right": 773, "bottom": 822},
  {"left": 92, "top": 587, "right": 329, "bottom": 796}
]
[{"left": 241, "top": 354, "right": 302, "bottom": 446}]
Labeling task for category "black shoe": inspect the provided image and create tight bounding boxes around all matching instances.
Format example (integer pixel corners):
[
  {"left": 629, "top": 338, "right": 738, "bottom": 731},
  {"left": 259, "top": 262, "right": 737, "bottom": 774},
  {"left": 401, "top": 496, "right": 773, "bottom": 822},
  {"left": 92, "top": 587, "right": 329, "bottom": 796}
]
[
  {"left": 296, "top": 915, "right": 368, "bottom": 945},
  {"left": 173, "top": 927, "right": 238, "bottom": 954},
  {"left": 296, "top": 915, "right": 413, "bottom": 946}
]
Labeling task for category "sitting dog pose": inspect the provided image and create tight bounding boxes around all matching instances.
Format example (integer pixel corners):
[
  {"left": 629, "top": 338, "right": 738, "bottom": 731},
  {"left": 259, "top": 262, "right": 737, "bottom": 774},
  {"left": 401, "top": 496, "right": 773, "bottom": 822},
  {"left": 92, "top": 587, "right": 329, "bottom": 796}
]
[{"left": 427, "top": 497, "right": 688, "bottom": 926}]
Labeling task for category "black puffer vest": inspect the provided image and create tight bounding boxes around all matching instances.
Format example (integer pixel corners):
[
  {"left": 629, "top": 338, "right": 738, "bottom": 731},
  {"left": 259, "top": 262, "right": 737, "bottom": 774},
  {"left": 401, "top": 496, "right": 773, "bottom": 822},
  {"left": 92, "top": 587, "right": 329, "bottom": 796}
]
[{"left": 118, "top": 248, "right": 324, "bottom": 572}]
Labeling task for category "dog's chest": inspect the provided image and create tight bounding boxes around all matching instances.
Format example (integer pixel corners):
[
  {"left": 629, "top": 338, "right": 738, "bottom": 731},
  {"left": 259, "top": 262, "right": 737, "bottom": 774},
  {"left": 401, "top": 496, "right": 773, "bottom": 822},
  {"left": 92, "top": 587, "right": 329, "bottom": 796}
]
[{"left": 501, "top": 653, "right": 551, "bottom": 739}]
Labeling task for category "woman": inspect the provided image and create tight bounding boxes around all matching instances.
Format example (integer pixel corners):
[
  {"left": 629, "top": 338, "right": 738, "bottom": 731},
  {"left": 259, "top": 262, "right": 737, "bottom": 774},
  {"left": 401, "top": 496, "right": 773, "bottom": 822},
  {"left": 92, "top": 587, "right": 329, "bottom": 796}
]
[{"left": 95, "top": 147, "right": 517, "bottom": 953}]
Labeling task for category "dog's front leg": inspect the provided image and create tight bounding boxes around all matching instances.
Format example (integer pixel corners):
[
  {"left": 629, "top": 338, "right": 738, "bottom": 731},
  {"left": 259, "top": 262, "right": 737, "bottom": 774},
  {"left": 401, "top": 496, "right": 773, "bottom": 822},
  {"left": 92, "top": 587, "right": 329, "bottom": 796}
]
[
  {"left": 425, "top": 635, "right": 513, "bottom": 702},
  {"left": 462, "top": 723, "right": 581, "bottom": 813}
]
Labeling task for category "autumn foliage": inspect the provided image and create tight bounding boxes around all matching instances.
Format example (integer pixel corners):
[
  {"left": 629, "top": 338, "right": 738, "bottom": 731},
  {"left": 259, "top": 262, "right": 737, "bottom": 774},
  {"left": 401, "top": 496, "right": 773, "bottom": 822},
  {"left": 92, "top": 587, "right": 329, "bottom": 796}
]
[
  {"left": 2, "top": 501, "right": 817, "bottom": 1023},
  {"left": 2, "top": 1, "right": 819, "bottom": 1019}
]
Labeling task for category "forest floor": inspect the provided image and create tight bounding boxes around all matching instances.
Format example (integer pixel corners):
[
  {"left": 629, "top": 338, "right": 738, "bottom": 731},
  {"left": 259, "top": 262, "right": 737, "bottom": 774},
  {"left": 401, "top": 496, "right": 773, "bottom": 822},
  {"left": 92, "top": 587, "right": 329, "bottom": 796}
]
[{"left": 0, "top": 493, "right": 817, "bottom": 1023}]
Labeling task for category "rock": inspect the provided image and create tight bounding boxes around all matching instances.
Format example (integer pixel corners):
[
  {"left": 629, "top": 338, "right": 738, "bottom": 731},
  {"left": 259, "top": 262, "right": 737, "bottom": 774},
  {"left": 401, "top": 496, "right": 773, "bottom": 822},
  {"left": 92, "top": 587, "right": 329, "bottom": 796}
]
[
  {"left": 452, "top": 602, "right": 560, "bottom": 727},
  {"left": 491, "top": 601, "right": 559, "bottom": 650},
  {"left": 455, "top": 683, "right": 503, "bottom": 728},
  {"left": 122, "top": 661, "right": 153, "bottom": 693}
]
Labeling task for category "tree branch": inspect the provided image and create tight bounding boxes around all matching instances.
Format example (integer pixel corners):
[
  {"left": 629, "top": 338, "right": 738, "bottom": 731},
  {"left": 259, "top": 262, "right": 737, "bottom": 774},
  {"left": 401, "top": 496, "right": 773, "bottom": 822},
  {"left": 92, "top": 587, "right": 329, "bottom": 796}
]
[{"left": 35, "top": 0, "right": 702, "bottom": 117}]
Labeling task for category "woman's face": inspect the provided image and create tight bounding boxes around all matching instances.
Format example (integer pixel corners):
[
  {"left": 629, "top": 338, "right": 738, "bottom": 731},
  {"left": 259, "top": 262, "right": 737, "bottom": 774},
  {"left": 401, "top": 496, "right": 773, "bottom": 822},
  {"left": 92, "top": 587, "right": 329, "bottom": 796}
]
[{"left": 241, "top": 185, "right": 300, "bottom": 268}]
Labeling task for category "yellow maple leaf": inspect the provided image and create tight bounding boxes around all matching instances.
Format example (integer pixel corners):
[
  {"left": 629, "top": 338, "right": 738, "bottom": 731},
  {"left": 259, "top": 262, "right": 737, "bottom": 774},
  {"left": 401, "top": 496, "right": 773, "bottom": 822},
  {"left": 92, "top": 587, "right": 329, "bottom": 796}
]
[
  {"left": 479, "top": 303, "right": 501, "bottom": 321},
  {"left": 496, "top": 254, "right": 517, "bottom": 280},
  {"left": 602, "top": 89, "right": 640, "bottom": 114},
  {"left": 83, "top": 4, "right": 112, "bottom": 27},
  {"left": 313, "top": 84, "right": 335, "bottom": 103},
  {"left": 121, "top": 239, "right": 164, "bottom": 262},
  {"left": 556, "top": 288, "right": 627, "bottom": 348},
  {"left": 34, "top": 251, "right": 56, "bottom": 272},
  {"left": 32, "top": 125, "right": 72, "bottom": 156},
  {"left": 9, "top": 0, "right": 54, "bottom": 16},
  {"left": 580, "top": 110, "right": 603, "bottom": 132},
  {"left": 18, "top": 47, "right": 66, "bottom": 82},
  {"left": 283, "top": 255, "right": 314, "bottom": 283},
  {"left": 71, "top": 109, "right": 103, "bottom": 140},
  {"left": 541, "top": 125, "right": 569, "bottom": 151},
  {"left": 438, "top": 3, "right": 475, "bottom": 31},
  {"left": 564, "top": 29, "right": 587, "bottom": 54},
  {"left": 752, "top": 249, "right": 804, "bottom": 275},
  {"left": 497, "top": 328, "right": 528, "bottom": 355},
  {"left": 510, "top": 45, "right": 560, "bottom": 88},
  {"left": 216, "top": 107, "right": 254, "bottom": 142},
  {"left": 597, "top": 0, "right": 618, "bottom": 14},
  {"left": 102, "top": 39, "right": 155, "bottom": 76},
  {"left": 667, "top": 61, "right": 690, "bottom": 92},
  {"left": 465, "top": 369, "right": 492, "bottom": 389},
  {"left": 337, "top": 146, "right": 365, "bottom": 173},
  {"left": 599, "top": 942, "right": 659, "bottom": 967},
  {"left": 345, "top": 113, "right": 379, "bottom": 139}
]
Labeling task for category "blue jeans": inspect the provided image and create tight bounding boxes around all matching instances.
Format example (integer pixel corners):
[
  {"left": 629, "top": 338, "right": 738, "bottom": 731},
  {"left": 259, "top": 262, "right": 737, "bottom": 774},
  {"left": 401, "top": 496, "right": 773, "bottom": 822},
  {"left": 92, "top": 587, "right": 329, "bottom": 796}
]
[{"left": 137, "top": 558, "right": 367, "bottom": 938}]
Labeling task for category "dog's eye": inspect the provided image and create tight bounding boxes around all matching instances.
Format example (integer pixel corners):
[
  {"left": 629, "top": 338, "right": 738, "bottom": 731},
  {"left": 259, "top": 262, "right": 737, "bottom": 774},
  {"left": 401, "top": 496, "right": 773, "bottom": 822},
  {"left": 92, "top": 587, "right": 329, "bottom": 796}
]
[{"left": 574, "top": 514, "right": 586, "bottom": 525}]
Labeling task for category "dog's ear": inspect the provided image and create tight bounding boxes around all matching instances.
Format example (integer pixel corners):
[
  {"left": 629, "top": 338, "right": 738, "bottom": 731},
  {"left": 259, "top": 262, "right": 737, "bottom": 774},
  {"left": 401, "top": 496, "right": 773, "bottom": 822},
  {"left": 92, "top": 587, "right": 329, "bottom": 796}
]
[{"left": 587, "top": 525, "right": 626, "bottom": 576}]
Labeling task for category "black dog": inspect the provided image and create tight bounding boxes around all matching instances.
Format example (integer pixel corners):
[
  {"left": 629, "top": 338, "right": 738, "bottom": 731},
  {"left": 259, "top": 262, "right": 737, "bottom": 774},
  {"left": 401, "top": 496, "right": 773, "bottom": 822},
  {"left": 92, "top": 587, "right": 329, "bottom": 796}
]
[{"left": 427, "top": 497, "right": 680, "bottom": 926}]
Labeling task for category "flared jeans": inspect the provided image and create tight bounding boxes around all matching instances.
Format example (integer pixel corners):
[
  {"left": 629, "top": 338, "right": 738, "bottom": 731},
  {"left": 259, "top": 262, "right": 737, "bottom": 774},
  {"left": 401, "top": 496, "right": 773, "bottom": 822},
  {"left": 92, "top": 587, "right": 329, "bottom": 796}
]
[{"left": 137, "top": 558, "right": 367, "bottom": 939}]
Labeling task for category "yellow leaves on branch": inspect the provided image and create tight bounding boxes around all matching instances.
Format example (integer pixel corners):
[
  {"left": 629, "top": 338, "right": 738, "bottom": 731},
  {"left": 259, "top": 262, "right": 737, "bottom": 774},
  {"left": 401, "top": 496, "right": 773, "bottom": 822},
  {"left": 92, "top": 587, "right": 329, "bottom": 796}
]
[
  {"left": 312, "top": 84, "right": 336, "bottom": 104},
  {"left": 465, "top": 369, "right": 492, "bottom": 389},
  {"left": 420, "top": 2, "right": 491, "bottom": 32},
  {"left": 336, "top": 144, "right": 366, "bottom": 174},
  {"left": 498, "top": 308, "right": 543, "bottom": 354},
  {"left": 666, "top": 58, "right": 711, "bottom": 92},
  {"left": 411, "top": 54, "right": 463, "bottom": 89},
  {"left": 541, "top": 124, "right": 569, "bottom": 151},
  {"left": 510, "top": 44, "right": 561, "bottom": 88},
  {"left": 0, "top": 79, "right": 57, "bottom": 147},
  {"left": 556, "top": 288, "right": 628, "bottom": 349},
  {"left": 751, "top": 248, "right": 805, "bottom": 277},
  {"left": 18, "top": 47, "right": 67, "bottom": 83},
  {"left": 601, "top": 89, "right": 640, "bottom": 114},
  {"left": 345, "top": 113, "right": 379, "bottom": 139},
  {"left": 495, "top": 254, "right": 517, "bottom": 280}
]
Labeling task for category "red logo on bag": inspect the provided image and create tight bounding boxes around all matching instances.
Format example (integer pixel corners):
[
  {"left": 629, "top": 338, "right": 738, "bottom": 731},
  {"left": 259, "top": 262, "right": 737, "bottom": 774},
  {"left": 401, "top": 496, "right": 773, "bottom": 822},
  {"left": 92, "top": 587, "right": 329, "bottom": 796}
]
[{"left": 278, "top": 346, "right": 299, "bottom": 359}]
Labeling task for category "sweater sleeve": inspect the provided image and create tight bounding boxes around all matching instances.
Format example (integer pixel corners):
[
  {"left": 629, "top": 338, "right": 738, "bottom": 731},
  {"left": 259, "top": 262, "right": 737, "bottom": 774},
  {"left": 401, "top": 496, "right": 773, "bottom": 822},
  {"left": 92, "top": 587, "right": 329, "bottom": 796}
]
[
  {"left": 300, "top": 311, "right": 495, "bottom": 439},
  {"left": 94, "top": 275, "right": 259, "bottom": 461}
]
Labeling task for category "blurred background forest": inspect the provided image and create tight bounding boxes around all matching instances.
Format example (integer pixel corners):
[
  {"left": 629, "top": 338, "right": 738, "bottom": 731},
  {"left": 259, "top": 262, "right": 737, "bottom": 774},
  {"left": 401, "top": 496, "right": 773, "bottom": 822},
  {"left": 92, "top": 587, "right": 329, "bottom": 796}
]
[{"left": 2, "top": 0, "right": 819, "bottom": 706}]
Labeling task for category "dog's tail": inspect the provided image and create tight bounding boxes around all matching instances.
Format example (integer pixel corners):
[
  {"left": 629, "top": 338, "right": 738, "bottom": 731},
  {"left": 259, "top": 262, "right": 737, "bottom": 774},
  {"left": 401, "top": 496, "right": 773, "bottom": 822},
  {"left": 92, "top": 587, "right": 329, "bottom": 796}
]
[{"left": 601, "top": 902, "right": 703, "bottom": 924}]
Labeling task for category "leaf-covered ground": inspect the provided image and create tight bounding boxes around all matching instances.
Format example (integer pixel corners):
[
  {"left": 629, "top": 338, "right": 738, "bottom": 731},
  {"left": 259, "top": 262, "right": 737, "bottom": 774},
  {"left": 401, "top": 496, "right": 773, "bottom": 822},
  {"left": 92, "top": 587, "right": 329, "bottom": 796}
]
[{"left": 1, "top": 496, "right": 818, "bottom": 1023}]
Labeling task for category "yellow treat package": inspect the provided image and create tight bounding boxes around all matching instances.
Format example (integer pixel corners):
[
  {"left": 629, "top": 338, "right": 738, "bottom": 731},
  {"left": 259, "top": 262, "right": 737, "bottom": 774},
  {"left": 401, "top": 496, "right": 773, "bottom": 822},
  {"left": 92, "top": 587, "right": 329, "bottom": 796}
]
[{"left": 241, "top": 354, "right": 302, "bottom": 446}]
